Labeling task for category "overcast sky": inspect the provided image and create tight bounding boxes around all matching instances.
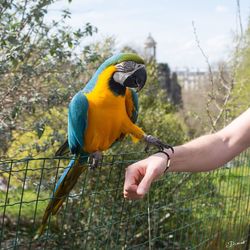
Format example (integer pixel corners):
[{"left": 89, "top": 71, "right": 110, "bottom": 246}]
[{"left": 48, "top": 0, "right": 250, "bottom": 69}]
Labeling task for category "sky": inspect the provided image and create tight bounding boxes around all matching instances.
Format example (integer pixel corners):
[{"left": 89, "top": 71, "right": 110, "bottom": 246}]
[{"left": 48, "top": 0, "right": 250, "bottom": 69}]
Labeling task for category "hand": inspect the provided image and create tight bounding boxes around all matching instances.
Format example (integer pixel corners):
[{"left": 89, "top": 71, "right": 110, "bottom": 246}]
[{"left": 123, "top": 153, "right": 169, "bottom": 200}]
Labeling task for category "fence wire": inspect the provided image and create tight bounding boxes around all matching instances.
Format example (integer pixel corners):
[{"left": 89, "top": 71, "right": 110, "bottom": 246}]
[{"left": 0, "top": 150, "right": 249, "bottom": 250}]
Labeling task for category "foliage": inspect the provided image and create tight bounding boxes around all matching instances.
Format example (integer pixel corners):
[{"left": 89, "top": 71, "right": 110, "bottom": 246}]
[
  {"left": 138, "top": 91, "right": 186, "bottom": 146},
  {"left": 158, "top": 63, "right": 183, "bottom": 107},
  {"left": 0, "top": 0, "right": 97, "bottom": 154},
  {"left": 6, "top": 107, "right": 67, "bottom": 159},
  {"left": 227, "top": 21, "right": 250, "bottom": 117}
]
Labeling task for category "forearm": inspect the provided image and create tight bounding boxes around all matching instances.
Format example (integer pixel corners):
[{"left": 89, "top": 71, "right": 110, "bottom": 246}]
[
  {"left": 169, "top": 133, "right": 237, "bottom": 172},
  {"left": 169, "top": 108, "right": 250, "bottom": 172}
]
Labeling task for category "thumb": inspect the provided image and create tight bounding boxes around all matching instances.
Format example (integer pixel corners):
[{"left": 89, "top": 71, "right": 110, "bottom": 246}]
[{"left": 136, "top": 168, "right": 155, "bottom": 196}]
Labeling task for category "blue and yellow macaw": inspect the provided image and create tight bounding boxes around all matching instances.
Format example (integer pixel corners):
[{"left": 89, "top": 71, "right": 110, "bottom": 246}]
[{"left": 36, "top": 53, "right": 173, "bottom": 237}]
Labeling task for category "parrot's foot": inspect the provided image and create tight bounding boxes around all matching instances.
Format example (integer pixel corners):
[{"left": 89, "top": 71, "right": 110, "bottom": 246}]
[
  {"left": 88, "top": 151, "right": 102, "bottom": 170},
  {"left": 144, "top": 135, "right": 174, "bottom": 154}
]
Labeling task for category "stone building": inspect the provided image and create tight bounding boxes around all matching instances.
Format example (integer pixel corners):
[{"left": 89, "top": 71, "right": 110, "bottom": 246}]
[{"left": 175, "top": 68, "right": 208, "bottom": 90}]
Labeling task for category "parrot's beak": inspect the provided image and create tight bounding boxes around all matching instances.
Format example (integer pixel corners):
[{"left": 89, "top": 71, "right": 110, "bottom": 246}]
[{"left": 123, "top": 66, "right": 147, "bottom": 92}]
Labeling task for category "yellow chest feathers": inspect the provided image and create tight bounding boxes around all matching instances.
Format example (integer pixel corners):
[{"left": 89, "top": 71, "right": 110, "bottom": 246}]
[{"left": 83, "top": 66, "right": 130, "bottom": 152}]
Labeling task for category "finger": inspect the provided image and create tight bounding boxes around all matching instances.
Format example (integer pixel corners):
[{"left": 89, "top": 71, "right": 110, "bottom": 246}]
[
  {"left": 124, "top": 187, "right": 144, "bottom": 200},
  {"left": 124, "top": 192, "right": 143, "bottom": 200},
  {"left": 124, "top": 183, "right": 137, "bottom": 192},
  {"left": 136, "top": 168, "right": 155, "bottom": 196},
  {"left": 123, "top": 160, "right": 147, "bottom": 192}
]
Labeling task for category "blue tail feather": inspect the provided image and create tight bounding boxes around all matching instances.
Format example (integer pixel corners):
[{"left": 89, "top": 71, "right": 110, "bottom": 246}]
[
  {"left": 53, "top": 155, "right": 88, "bottom": 195},
  {"left": 53, "top": 159, "right": 75, "bottom": 194}
]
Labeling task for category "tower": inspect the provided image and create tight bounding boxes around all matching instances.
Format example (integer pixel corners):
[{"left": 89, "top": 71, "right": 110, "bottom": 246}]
[{"left": 144, "top": 33, "right": 157, "bottom": 60}]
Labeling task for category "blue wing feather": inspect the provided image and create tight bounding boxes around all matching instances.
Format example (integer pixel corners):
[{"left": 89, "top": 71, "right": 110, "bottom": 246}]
[
  {"left": 68, "top": 91, "right": 89, "bottom": 154},
  {"left": 130, "top": 89, "right": 139, "bottom": 123}
]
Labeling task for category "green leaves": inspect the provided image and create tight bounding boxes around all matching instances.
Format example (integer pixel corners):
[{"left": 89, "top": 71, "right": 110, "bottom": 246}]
[
  {"left": 62, "top": 9, "right": 71, "bottom": 19},
  {"left": 0, "top": 0, "right": 97, "bottom": 154},
  {"left": 35, "top": 120, "right": 46, "bottom": 139},
  {"left": 227, "top": 23, "right": 250, "bottom": 117}
]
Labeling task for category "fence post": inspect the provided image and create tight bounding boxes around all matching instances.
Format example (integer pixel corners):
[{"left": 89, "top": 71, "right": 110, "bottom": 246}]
[{"left": 245, "top": 224, "right": 250, "bottom": 250}]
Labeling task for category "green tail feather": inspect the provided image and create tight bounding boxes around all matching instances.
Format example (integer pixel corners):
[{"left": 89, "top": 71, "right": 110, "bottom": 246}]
[
  {"left": 34, "top": 157, "right": 86, "bottom": 238},
  {"left": 55, "top": 140, "right": 69, "bottom": 156}
]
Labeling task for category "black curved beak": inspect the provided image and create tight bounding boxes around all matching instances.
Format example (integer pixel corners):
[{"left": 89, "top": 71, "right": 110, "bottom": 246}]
[{"left": 123, "top": 66, "right": 147, "bottom": 92}]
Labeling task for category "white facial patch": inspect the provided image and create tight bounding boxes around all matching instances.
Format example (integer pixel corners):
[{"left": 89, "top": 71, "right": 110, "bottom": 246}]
[{"left": 113, "top": 63, "right": 145, "bottom": 85}]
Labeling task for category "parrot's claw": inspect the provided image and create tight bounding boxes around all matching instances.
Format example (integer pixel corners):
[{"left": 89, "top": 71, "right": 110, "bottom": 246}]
[
  {"left": 88, "top": 151, "right": 102, "bottom": 170},
  {"left": 144, "top": 135, "right": 174, "bottom": 153}
]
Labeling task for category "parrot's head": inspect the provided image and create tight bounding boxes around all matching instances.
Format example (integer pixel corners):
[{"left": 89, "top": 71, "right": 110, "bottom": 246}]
[
  {"left": 112, "top": 53, "right": 147, "bottom": 92},
  {"left": 85, "top": 53, "right": 147, "bottom": 95}
]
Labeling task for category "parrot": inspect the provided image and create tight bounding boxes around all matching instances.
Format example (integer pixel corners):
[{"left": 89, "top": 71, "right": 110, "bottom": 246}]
[{"left": 35, "top": 53, "right": 173, "bottom": 237}]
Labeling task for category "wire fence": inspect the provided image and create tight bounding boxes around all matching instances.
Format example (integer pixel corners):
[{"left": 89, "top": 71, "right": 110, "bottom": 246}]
[{"left": 0, "top": 150, "right": 249, "bottom": 250}]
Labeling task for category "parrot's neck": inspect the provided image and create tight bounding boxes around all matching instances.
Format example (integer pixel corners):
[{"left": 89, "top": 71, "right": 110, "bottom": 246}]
[
  {"left": 86, "top": 65, "right": 126, "bottom": 97},
  {"left": 84, "top": 66, "right": 127, "bottom": 102}
]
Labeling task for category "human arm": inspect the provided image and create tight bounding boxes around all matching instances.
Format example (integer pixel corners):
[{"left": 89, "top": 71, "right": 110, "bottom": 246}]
[{"left": 123, "top": 108, "right": 250, "bottom": 199}]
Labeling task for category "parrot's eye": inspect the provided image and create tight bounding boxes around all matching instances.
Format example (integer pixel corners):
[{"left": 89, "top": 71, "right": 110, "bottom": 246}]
[{"left": 116, "top": 61, "right": 137, "bottom": 73}]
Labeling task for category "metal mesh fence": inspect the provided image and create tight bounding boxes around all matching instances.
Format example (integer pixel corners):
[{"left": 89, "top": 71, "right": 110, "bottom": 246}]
[{"left": 0, "top": 150, "right": 249, "bottom": 250}]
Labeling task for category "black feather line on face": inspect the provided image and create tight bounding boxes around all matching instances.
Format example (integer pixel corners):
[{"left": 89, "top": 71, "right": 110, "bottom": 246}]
[
  {"left": 115, "top": 61, "right": 135, "bottom": 71},
  {"left": 109, "top": 76, "right": 126, "bottom": 96}
]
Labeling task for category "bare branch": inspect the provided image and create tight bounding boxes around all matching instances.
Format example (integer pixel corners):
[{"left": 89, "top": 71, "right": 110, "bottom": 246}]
[
  {"left": 192, "top": 21, "right": 214, "bottom": 93},
  {"left": 236, "top": 0, "right": 244, "bottom": 38}
]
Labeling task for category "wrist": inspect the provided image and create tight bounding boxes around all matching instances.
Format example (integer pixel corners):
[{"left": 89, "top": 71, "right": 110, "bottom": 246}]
[{"left": 157, "top": 148, "right": 174, "bottom": 173}]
